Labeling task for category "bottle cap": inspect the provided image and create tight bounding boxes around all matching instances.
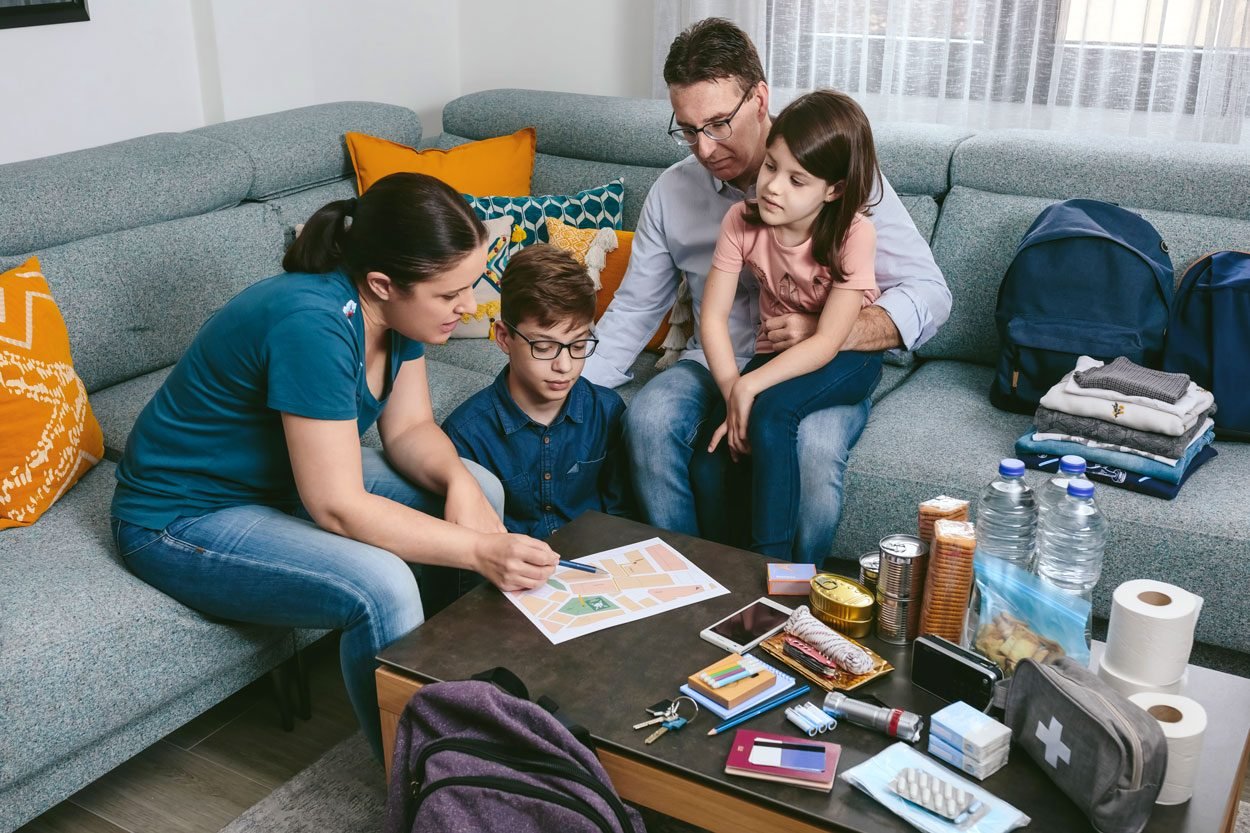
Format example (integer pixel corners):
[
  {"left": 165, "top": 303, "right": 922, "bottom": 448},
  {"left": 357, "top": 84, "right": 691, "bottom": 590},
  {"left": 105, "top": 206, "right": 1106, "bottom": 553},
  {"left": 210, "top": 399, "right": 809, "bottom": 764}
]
[
  {"left": 1067, "top": 481, "right": 1095, "bottom": 498},
  {"left": 999, "top": 458, "right": 1025, "bottom": 477},
  {"left": 1059, "top": 455, "right": 1087, "bottom": 474}
]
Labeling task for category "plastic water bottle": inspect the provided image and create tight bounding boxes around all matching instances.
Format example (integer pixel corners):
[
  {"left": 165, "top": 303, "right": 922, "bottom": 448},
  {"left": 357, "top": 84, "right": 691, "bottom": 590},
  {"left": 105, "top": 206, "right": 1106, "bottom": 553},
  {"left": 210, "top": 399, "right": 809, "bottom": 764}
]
[
  {"left": 973, "top": 458, "right": 1038, "bottom": 569},
  {"left": 1034, "top": 480, "right": 1108, "bottom": 603},
  {"left": 1037, "top": 455, "right": 1090, "bottom": 520}
]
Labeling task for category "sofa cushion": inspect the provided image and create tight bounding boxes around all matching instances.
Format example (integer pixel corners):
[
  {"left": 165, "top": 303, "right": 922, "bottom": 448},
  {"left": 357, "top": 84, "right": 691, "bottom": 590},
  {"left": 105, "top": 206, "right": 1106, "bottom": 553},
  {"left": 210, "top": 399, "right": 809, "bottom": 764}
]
[
  {"left": 919, "top": 187, "right": 1250, "bottom": 365},
  {"left": 833, "top": 360, "right": 1249, "bottom": 654},
  {"left": 90, "top": 366, "right": 173, "bottom": 459},
  {"left": 347, "top": 127, "right": 536, "bottom": 196},
  {"left": 1, "top": 203, "right": 287, "bottom": 393},
  {"left": 0, "top": 257, "right": 104, "bottom": 528},
  {"left": 269, "top": 178, "right": 358, "bottom": 242},
  {"left": 193, "top": 102, "right": 422, "bottom": 201},
  {"left": 0, "top": 463, "right": 299, "bottom": 790},
  {"left": 0, "top": 134, "right": 252, "bottom": 257},
  {"left": 952, "top": 129, "right": 1250, "bottom": 221}
]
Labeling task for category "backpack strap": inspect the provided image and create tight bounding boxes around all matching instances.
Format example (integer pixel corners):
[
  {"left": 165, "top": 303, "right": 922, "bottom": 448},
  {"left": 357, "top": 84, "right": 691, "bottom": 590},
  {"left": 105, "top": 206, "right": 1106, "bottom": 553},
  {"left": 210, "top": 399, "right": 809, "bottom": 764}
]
[
  {"left": 536, "top": 694, "right": 596, "bottom": 751},
  {"left": 470, "top": 666, "right": 531, "bottom": 701}
]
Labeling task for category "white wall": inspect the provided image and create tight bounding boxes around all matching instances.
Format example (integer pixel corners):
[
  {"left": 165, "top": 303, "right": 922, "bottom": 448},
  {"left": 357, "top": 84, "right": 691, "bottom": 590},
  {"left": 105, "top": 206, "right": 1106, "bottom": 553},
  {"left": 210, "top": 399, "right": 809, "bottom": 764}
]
[
  {"left": 0, "top": 1, "right": 204, "bottom": 163},
  {"left": 0, "top": 0, "right": 652, "bottom": 165},
  {"left": 205, "top": 0, "right": 460, "bottom": 134},
  {"left": 459, "top": 0, "right": 654, "bottom": 99}
]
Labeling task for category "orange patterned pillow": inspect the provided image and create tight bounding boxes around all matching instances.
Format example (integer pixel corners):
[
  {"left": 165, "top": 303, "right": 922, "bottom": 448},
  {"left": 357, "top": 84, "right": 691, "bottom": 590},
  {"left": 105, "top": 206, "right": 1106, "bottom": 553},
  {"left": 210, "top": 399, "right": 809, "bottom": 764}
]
[{"left": 0, "top": 257, "right": 103, "bottom": 529}]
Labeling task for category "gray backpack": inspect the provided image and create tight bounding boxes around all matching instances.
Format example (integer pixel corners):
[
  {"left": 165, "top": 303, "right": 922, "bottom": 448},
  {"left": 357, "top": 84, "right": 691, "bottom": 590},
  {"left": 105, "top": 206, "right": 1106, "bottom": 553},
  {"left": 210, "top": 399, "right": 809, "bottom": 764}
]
[
  {"left": 1005, "top": 657, "right": 1167, "bottom": 833},
  {"left": 385, "top": 667, "right": 644, "bottom": 833}
]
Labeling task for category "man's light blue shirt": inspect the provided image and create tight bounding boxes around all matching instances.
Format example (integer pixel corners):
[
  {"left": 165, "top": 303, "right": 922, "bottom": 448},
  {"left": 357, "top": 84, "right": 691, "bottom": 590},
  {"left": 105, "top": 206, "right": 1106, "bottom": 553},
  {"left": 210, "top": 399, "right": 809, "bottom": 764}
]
[{"left": 584, "top": 154, "right": 951, "bottom": 389}]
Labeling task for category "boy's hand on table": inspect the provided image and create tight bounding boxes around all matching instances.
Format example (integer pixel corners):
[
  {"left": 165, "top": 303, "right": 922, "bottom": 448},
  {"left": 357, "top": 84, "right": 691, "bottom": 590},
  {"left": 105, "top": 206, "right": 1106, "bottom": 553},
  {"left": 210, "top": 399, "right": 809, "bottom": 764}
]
[{"left": 475, "top": 534, "right": 559, "bottom": 592}]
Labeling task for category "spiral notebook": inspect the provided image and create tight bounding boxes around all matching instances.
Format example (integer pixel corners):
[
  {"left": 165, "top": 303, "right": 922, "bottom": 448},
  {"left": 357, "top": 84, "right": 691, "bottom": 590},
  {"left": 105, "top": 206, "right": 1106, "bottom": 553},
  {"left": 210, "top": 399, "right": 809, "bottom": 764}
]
[{"left": 680, "top": 658, "right": 797, "bottom": 720}]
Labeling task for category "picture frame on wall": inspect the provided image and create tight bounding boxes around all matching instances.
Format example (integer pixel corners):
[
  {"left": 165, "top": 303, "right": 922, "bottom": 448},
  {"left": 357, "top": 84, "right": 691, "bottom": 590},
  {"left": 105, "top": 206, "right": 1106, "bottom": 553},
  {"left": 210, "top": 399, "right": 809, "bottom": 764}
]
[{"left": 0, "top": 0, "right": 89, "bottom": 30}]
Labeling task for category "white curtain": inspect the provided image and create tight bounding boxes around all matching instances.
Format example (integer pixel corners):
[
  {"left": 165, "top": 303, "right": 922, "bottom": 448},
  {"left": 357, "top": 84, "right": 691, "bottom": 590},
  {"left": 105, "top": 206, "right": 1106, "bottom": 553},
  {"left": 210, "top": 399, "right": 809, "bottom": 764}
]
[{"left": 656, "top": 0, "right": 1250, "bottom": 143}]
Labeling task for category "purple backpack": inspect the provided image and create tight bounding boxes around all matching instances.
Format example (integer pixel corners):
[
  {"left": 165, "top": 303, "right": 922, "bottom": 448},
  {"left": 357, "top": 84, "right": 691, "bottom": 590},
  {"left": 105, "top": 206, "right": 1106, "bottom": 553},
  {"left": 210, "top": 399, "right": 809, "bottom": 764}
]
[{"left": 385, "top": 667, "right": 644, "bottom": 833}]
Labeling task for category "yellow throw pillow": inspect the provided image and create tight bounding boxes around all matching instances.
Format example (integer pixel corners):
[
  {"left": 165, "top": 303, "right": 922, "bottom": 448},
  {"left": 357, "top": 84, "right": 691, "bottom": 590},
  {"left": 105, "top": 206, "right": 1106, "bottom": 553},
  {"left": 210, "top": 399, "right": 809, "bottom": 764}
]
[
  {"left": 0, "top": 257, "right": 103, "bottom": 529},
  {"left": 544, "top": 220, "right": 672, "bottom": 353},
  {"left": 345, "top": 127, "right": 536, "bottom": 196}
]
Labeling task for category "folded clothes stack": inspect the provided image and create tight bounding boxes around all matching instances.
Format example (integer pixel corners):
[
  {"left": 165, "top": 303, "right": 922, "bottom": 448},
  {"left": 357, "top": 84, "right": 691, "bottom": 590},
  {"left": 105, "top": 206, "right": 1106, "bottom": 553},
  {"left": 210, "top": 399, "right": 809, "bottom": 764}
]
[{"left": 1015, "top": 356, "right": 1218, "bottom": 500}]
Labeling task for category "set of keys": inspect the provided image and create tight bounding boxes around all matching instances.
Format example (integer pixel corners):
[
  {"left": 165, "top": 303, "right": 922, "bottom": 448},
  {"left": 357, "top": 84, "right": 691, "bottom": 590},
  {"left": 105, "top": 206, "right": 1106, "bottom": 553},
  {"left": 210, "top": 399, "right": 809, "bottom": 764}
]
[{"left": 632, "top": 696, "right": 698, "bottom": 744}]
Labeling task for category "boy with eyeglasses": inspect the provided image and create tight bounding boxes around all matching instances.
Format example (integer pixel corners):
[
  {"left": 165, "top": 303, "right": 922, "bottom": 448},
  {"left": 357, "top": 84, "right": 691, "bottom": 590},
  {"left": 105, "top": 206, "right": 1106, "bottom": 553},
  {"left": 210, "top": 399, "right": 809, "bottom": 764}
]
[{"left": 443, "top": 244, "right": 634, "bottom": 539}]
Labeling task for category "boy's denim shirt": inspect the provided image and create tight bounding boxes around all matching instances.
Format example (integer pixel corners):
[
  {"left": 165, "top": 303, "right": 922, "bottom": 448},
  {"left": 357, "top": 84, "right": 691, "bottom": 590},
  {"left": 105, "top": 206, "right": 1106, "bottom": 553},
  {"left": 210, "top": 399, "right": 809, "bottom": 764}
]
[{"left": 442, "top": 369, "right": 633, "bottom": 538}]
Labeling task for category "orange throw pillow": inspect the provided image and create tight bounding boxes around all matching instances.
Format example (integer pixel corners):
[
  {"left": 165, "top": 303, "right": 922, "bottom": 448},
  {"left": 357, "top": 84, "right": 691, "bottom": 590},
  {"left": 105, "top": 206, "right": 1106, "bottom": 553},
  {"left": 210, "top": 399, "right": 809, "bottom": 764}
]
[
  {"left": 1, "top": 257, "right": 103, "bottom": 529},
  {"left": 345, "top": 127, "right": 536, "bottom": 196},
  {"left": 594, "top": 231, "right": 671, "bottom": 353}
]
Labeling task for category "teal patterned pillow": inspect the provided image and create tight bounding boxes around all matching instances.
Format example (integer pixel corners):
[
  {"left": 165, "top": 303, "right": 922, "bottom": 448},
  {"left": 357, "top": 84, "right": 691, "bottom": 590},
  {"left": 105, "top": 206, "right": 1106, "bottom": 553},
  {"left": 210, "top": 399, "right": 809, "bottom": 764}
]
[{"left": 465, "top": 178, "right": 624, "bottom": 257}]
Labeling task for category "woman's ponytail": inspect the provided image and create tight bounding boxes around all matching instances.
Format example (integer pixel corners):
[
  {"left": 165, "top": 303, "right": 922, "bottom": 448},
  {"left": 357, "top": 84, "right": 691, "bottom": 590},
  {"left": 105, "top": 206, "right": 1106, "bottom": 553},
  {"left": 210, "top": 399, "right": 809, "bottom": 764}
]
[
  {"left": 282, "top": 175, "right": 485, "bottom": 290},
  {"left": 282, "top": 197, "right": 357, "bottom": 275}
]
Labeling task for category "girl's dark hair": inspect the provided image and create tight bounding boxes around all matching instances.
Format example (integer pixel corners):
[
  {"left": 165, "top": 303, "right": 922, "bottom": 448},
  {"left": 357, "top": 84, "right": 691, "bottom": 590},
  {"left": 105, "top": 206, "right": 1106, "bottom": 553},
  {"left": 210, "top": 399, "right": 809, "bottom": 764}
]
[
  {"left": 744, "top": 90, "right": 882, "bottom": 283},
  {"left": 283, "top": 172, "right": 487, "bottom": 290},
  {"left": 663, "top": 17, "right": 765, "bottom": 95}
]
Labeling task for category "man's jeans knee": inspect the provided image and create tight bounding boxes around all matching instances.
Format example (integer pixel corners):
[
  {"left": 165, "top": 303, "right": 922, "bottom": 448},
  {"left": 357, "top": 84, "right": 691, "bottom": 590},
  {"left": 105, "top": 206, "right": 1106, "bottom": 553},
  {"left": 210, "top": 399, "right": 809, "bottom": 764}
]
[{"left": 794, "top": 397, "right": 873, "bottom": 564}]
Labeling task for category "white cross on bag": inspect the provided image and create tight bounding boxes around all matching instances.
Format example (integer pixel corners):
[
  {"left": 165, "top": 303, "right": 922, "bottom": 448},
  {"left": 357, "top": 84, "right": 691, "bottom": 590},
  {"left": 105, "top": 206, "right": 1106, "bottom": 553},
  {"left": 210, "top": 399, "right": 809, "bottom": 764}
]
[{"left": 1036, "top": 716, "right": 1072, "bottom": 768}]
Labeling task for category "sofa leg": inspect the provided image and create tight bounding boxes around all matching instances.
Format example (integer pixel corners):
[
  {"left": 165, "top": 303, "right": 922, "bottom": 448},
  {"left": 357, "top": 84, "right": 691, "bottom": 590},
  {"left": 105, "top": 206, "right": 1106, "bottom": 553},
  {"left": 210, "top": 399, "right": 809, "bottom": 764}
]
[
  {"left": 293, "top": 644, "right": 312, "bottom": 721},
  {"left": 270, "top": 664, "right": 295, "bottom": 732}
]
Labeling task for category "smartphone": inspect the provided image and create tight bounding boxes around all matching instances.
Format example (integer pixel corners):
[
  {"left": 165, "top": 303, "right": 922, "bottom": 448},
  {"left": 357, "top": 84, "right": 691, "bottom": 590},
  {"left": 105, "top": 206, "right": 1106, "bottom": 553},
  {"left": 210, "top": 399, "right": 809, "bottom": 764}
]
[
  {"left": 747, "top": 738, "right": 827, "bottom": 772},
  {"left": 699, "top": 597, "right": 793, "bottom": 654}
]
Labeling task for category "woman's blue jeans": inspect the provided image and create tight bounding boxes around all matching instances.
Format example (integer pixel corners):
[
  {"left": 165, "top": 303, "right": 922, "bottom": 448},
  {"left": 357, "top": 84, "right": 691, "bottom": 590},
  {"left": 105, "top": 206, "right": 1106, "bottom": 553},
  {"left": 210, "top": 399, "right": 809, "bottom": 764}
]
[
  {"left": 691, "top": 350, "right": 883, "bottom": 559},
  {"left": 111, "top": 448, "right": 503, "bottom": 762}
]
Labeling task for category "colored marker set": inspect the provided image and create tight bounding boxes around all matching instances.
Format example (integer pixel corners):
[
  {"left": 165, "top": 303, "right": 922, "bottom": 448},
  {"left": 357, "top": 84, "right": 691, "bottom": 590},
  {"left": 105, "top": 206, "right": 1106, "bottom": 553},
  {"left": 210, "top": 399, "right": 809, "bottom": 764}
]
[
  {"left": 700, "top": 662, "right": 756, "bottom": 689},
  {"left": 785, "top": 701, "right": 837, "bottom": 737}
]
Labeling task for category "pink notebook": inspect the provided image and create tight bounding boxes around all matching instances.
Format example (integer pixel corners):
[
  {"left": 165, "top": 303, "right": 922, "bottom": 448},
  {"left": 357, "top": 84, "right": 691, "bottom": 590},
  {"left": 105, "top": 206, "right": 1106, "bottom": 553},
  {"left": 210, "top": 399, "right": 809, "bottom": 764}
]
[{"left": 723, "top": 729, "right": 841, "bottom": 792}]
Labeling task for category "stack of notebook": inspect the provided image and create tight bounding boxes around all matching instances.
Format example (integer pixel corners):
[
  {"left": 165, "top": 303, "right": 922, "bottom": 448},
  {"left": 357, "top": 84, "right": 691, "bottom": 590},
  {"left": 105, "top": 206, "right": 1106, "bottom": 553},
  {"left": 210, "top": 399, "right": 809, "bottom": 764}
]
[{"left": 680, "top": 656, "right": 796, "bottom": 719}]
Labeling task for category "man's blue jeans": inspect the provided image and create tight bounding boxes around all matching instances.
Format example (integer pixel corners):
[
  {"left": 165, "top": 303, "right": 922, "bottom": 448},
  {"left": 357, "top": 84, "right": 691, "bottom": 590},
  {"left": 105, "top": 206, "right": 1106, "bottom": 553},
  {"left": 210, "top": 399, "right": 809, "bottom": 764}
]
[
  {"left": 624, "top": 360, "right": 874, "bottom": 564},
  {"left": 111, "top": 448, "right": 503, "bottom": 762}
]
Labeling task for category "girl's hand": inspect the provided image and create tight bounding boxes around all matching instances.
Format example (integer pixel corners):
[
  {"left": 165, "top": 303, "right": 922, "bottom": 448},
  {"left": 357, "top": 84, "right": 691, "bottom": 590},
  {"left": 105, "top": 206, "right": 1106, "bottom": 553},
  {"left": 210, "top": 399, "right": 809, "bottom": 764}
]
[
  {"left": 762, "top": 312, "right": 819, "bottom": 351},
  {"left": 444, "top": 475, "right": 506, "bottom": 534},
  {"left": 474, "top": 533, "right": 559, "bottom": 591},
  {"left": 726, "top": 378, "right": 758, "bottom": 458}
]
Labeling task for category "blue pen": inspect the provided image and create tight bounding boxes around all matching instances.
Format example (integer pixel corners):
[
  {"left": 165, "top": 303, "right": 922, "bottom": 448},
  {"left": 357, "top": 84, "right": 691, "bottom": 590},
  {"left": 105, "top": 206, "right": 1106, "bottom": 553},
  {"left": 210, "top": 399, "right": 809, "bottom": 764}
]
[
  {"left": 706, "top": 684, "right": 813, "bottom": 735},
  {"left": 558, "top": 559, "right": 602, "bottom": 574}
]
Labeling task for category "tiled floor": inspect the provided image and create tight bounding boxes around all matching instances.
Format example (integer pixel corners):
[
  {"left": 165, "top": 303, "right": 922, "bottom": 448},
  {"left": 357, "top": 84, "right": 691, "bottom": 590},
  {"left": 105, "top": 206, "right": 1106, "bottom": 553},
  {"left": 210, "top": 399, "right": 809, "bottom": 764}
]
[{"left": 16, "top": 635, "right": 1250, "bottom": 832}]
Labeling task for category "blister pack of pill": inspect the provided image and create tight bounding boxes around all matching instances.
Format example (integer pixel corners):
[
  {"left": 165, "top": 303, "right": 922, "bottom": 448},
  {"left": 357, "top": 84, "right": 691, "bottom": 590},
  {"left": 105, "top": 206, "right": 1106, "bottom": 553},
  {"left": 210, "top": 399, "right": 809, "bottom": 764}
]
[{"left": 888, "top": 768, "right": 988, "bottom": 829}]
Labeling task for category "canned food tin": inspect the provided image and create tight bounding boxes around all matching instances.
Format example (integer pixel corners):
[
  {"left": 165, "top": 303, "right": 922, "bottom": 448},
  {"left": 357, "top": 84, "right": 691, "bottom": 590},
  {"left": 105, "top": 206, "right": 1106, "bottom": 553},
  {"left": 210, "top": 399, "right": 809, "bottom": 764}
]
[
  {"left": 809, "top": 573, "right": 875, "bottom": 638},
  {"left": 875, "top": 590, "right": 923, "bottom": 644},
  {"left": 877, "top": 534, "right": 929, "bottom": 600},
  {"left": 858, "top": 551, "right": 880, "bottom": 592}
]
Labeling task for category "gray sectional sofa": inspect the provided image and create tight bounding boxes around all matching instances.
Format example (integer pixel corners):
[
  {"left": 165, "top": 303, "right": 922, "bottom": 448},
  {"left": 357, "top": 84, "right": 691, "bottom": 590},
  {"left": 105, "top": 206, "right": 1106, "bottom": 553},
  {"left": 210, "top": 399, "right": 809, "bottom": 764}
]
[{"left": 2, "top": 88, "right": 1246, "bottom": 829}]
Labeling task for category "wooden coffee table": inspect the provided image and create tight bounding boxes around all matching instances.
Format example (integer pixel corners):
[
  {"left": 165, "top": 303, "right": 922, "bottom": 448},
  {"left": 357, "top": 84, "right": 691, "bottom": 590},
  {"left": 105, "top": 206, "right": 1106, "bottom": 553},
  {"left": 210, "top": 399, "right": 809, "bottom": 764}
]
[{"left": 376, "top": 512, "right": 1250, "bottom": 833}]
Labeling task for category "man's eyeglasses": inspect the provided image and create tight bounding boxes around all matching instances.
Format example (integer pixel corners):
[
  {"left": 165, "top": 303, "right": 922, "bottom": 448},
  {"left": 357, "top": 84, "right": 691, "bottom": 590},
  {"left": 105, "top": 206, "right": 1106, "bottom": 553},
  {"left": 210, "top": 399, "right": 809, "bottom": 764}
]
[
  {"left": 667, "top": 85, "right": 755, "bottom": 147},
  {"left": 501, "top": 320, "right": 599, "bottom": 360}
]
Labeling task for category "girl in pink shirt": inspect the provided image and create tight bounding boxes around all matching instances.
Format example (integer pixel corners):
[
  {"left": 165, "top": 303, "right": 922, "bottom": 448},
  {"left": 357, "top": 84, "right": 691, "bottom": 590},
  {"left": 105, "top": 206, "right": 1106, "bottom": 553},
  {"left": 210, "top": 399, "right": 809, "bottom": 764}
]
[{"left": 699, "top": 90, "right": 884, "bottom": 560}]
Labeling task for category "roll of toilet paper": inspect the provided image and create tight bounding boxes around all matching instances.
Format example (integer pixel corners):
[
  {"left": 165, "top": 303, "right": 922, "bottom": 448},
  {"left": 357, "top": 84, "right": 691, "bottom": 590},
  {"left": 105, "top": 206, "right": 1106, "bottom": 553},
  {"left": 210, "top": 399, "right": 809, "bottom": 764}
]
[
  {"left": 1128, "top": 692, "right": 1207, "bottom": 805},
  {"left": 1104, "top": 580, "right": 1202, "bottom": 687},
  {"left": 1096, "top": 654, "right": 1186, "bottom": 698}
]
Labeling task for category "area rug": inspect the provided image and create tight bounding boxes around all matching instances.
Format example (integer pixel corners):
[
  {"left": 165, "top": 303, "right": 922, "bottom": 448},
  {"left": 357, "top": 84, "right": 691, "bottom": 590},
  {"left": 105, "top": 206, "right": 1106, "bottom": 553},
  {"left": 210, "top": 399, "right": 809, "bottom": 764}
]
[{"left": 220, "top": 732, "right": 1248, "bottom": 833}]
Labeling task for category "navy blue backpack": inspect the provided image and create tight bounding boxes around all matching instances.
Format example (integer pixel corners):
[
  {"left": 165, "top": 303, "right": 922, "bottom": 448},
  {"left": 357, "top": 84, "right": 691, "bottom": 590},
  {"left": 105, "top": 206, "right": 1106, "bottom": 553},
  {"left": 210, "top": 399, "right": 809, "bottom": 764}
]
[
  {"left": 1164, "top": 250, "right": 1250, "bottom": 440},
  {"left": 990, "top": 199, "right": 1174, "bottom": 414}
]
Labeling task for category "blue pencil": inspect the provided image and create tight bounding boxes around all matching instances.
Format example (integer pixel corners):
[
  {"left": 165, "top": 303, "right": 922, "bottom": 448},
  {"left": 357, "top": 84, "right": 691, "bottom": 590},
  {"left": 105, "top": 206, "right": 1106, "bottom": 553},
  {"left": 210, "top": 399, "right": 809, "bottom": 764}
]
[
  {"left": 558, "top": 559, "right": 602, "bottom": 574},
  {"left": 706, "top": 683, "right": 813, "bottom": 735}
]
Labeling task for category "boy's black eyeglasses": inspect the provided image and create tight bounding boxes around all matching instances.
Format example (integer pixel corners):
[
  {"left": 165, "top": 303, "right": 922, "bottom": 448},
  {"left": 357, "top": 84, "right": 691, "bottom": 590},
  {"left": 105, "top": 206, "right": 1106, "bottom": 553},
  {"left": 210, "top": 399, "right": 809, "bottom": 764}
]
[
  {"left": 668, "top": 86, "right": 755, "bottom": 146},
  {"left": 501, "top": 320, "right": 599, "bottom": 360}
]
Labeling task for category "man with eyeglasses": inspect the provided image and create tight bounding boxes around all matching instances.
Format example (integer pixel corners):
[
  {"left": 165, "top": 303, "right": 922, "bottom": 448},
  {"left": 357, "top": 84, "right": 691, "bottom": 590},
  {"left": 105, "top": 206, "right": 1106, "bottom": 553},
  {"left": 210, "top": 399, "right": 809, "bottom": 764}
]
[
  {"left": 582, "top": 17, "right": 950, "bottom": 564},
  {"left": 444, "top": 245, "right": 633, "bottom": 542}
]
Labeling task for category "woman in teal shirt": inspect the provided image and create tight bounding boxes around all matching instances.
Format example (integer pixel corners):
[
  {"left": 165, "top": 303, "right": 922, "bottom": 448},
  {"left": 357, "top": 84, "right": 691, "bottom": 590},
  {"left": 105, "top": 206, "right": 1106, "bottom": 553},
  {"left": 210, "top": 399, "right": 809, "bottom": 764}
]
[{"left": 111, "top": 173, "right": 559, "bottom": 760}]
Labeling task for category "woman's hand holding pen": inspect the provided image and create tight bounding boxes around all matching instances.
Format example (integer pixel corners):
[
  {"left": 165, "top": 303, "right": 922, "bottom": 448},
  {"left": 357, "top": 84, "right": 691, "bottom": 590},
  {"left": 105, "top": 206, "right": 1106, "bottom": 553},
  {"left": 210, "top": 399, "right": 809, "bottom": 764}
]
[{"left": 474, "top": 534, "right": 558, "bottom": 592}]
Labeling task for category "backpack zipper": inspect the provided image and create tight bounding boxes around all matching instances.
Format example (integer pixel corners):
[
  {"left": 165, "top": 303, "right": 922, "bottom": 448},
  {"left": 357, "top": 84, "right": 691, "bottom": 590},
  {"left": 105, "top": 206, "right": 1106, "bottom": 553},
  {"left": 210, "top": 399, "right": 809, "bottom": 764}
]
[
  {"left": 412, "top": 774, "right": 615, "bottom": 833},
  {"left": 412, "top": 737, "right": 634, "bottom": 832},
  {"left": 1038, "top": 663, "right": 1143, "bottom": 790}
]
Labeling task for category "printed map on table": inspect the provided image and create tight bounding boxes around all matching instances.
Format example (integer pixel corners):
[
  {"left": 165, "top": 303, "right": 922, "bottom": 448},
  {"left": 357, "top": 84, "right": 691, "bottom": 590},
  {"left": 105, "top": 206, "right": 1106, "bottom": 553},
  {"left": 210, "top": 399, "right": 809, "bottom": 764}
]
[{"left": 506, "top": 537, "right": 728, "bottom": 644}]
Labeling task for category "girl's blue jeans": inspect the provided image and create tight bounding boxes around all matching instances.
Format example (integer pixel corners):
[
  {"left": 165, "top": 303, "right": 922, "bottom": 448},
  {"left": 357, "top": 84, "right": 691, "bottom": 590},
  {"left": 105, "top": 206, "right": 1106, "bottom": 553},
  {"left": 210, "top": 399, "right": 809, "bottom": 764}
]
[
  {"left": 111, "top": 448, "right": 502, "bottom": 762},
  {"left": 691, "top": 350, "right": 883, "bottom": 560}
]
